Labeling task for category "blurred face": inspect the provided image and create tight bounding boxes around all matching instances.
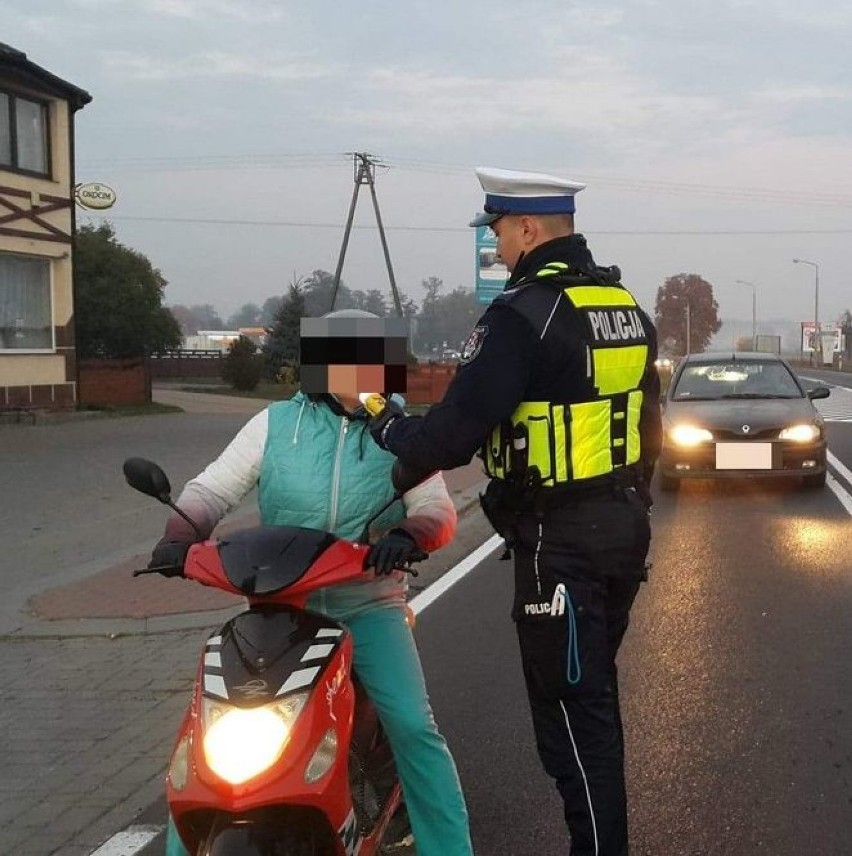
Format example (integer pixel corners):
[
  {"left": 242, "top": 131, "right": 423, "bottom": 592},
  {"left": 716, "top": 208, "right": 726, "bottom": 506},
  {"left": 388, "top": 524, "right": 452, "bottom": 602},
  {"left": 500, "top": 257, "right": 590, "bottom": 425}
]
[{"left": 326, "top": 365, "right": 388, "bottom": 401}]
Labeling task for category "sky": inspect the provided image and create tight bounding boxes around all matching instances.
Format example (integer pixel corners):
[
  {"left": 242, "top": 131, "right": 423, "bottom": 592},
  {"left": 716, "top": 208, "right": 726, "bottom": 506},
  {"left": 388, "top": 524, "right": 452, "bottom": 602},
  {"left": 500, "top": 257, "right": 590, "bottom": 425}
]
[{"left": 5, "top": 0, "right": 852, "bottom": 333}]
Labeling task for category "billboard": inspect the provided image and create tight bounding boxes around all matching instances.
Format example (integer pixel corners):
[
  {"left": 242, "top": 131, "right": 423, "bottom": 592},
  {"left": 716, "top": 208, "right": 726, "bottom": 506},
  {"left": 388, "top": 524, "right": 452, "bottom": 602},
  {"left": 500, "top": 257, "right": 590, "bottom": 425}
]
[
  {"left": 801, "top": 322, "right": 843, "bottom": 353},
  {"left": 475, "top": 225, "right": 509, "bottom": 304}
]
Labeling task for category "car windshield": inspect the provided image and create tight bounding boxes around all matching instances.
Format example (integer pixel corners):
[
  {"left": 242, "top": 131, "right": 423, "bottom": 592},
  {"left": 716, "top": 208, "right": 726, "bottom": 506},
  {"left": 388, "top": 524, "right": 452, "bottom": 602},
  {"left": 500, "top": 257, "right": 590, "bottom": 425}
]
[{"left": 672, "top": 361, "right": 802, "bottom": 401}]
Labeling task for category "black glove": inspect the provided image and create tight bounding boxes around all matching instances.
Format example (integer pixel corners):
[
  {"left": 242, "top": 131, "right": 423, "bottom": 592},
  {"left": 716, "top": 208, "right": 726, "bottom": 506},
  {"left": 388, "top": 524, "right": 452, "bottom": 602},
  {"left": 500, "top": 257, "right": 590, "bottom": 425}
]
[
  {"left": 147, "top": 540, "right": 191, "bottom": 577},
  {"left": 364, "top": 529, "right": 420, "bottom": 576},
  {"left": 368, "top": 399, "right": 405, "bottom": 451}
]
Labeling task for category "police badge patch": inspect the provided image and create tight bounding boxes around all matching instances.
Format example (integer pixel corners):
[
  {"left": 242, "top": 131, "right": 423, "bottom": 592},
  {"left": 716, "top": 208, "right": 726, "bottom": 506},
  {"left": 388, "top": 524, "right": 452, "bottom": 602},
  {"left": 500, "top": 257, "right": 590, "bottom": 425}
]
[{"left": 460, "top": 325, "right": 488, "bottom": 365}]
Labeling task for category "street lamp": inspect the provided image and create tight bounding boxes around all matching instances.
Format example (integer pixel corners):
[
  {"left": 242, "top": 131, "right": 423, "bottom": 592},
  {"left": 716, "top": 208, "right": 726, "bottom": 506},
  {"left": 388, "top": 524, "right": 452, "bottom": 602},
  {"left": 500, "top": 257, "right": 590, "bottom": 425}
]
[
  {"left": 735, "top": 279, "right": 757, "bottom": 351},
  {"left": 793, "top": 258, "right": 820, "bottom": 365}
]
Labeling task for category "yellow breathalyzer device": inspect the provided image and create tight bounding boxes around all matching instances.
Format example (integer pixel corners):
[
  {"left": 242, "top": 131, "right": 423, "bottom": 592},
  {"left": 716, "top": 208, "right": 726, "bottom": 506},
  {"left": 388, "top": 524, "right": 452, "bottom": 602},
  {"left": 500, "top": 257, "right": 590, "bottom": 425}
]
[{"left": 359, "top": 393, "right": 387, "bottom": 417}]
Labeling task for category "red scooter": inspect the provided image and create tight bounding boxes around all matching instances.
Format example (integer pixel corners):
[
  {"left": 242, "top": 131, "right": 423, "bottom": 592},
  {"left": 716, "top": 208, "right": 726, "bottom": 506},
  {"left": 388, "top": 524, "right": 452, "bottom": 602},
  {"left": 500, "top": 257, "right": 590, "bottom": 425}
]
[{"left": 124, "top": 457, "right": 425, "bottom": 856}]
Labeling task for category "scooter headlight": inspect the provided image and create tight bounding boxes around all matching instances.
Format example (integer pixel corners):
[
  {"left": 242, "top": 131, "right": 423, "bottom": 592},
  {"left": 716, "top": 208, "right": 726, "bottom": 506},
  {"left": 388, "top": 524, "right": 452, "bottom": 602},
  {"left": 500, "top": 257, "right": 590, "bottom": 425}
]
[{"left": 201, "top": 693, "right": 308, "bottom": 785}]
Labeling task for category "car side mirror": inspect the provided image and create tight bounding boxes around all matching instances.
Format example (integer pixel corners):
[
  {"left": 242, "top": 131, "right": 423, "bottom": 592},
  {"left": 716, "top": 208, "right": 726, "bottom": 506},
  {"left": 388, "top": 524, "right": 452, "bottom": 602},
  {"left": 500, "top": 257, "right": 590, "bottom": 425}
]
[{"left": 807, "top": 386, "right": 831, "bottom": 401}]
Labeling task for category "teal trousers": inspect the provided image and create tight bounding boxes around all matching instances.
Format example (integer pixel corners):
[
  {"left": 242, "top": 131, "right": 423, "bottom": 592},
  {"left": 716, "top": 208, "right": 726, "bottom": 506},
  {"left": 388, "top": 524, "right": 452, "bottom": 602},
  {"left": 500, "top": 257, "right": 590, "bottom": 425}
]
[{"left": 166, "top": 599, "right": 472, "bottom": 856}]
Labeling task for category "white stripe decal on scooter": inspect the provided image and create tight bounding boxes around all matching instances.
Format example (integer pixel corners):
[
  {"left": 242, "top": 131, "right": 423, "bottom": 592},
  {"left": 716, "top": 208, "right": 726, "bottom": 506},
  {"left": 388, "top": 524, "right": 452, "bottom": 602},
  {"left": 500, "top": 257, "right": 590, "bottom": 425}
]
[
  {"left": 277, "top": 666, "right": 321, "bottom": 696},
  {"left": 204, "top": 652, "right": 222, "bottom": 668},
  {"left": 301, "top": 644, "right": 335, "bottom": 662},
  {"left": 315, "top": 628, "right": 343, "bottom": 638},
  {"left": 206, "top": 635, "right": 223, "bottom": 647},
  {"left": 204, "top": 674, "right": 229, "bottom": 699}
]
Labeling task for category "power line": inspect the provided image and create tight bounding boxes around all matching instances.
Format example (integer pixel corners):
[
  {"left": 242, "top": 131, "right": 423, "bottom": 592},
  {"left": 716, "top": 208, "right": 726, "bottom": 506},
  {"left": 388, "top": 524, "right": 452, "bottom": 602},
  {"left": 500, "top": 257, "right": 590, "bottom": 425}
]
[
  {"left": 76, "top": 151, "right": 852, "bottom": 207},
  {"left": 81, "top": 213, "right": 852, "bottom": 236}
]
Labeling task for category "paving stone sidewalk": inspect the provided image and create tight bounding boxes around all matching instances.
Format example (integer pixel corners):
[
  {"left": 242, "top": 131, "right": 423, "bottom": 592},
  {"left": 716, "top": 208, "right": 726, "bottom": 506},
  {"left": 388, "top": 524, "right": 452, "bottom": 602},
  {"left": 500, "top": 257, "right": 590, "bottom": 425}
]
[{"left": 0, "top": 455, "right": 491, "bottom": 856}]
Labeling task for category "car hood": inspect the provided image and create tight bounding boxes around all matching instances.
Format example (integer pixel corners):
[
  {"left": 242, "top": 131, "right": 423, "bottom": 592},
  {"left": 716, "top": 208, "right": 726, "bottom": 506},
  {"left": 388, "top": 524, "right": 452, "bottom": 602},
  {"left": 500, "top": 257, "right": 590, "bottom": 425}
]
[{"left": 663, "top": 398, "right": 820, "bottom": 433}]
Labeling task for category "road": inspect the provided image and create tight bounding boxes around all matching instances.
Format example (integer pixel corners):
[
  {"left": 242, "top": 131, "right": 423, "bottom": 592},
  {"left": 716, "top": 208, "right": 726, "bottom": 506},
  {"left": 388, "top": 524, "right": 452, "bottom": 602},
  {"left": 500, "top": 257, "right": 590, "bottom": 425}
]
[{"left": 2, "top": 374, "right": 852, "bottom": 854}]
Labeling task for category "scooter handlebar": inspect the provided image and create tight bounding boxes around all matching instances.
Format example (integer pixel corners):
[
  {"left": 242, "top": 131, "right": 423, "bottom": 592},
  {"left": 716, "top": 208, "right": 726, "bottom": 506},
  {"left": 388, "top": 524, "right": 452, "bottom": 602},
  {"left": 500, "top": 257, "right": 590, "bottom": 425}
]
[{"left": 131, "top": 564, "right": 185, "bottom": 578}]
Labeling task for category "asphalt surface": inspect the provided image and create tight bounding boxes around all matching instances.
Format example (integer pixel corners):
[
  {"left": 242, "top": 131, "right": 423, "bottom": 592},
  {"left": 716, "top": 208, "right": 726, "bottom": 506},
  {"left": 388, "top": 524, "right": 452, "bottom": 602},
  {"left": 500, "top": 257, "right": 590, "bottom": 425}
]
[{"left": 2, "top": 374, "right": 852, "bottom": 855}]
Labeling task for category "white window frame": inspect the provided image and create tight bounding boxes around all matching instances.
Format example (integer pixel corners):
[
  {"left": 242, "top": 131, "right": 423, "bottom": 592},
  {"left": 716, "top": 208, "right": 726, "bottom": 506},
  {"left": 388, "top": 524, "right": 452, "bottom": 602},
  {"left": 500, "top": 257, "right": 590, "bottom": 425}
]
[{"left": 0, "top": 251, "right": 55, "bottom": 354}]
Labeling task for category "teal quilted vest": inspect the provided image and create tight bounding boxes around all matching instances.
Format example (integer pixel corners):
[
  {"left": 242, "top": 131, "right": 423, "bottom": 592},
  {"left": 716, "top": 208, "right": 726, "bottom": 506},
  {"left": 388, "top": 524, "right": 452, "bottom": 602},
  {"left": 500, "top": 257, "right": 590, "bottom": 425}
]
[{"left": 259, "top": 392, "right": 406, "bottom": 541}]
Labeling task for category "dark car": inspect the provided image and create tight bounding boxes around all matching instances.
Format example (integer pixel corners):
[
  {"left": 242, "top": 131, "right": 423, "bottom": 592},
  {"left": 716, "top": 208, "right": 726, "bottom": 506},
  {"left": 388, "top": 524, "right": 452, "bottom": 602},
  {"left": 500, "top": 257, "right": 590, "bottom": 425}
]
[{"left": 659, "top": 352, "right": 830, "bottom": 491}]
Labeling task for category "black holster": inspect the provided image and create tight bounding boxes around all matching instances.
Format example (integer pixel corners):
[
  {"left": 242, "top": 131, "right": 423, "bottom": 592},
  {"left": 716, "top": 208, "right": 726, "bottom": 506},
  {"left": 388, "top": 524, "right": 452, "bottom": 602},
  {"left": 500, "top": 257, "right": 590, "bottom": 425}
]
[{"left": 479, "top": 479, "right": 517, "bottom": 544}]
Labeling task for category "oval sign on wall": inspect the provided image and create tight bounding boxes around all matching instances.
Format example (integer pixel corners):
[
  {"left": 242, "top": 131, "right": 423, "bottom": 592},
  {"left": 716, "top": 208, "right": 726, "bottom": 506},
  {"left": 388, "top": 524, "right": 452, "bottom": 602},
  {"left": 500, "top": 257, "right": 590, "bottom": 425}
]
[{"left": 74, "top": 182, "right": 117, "bottom": 210}]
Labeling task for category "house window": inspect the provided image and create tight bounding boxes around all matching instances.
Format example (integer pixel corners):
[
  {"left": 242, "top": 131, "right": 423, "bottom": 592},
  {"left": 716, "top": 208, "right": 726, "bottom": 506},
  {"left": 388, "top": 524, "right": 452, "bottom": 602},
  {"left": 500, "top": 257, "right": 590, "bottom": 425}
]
[
  {"left": 0, "top": 253, "right": 52, "bottom": 351},
  {"left": 0, "top": 90, "right": 50, "bottom": 175}
]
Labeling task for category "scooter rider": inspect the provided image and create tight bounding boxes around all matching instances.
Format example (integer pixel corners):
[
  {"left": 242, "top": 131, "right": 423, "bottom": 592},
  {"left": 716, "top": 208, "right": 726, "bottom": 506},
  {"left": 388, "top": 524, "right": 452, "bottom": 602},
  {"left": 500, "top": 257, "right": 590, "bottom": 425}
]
[
  {"left": 368, "top": 168, "right": 662, "bottom": 856},
  {"left": 152, "top": 310, "right": 473, "bottom": 856}
]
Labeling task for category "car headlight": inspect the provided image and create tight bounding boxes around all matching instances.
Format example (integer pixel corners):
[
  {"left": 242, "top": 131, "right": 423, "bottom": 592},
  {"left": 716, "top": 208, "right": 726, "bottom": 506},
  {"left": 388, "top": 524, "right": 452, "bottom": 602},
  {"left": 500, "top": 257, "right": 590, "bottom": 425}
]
[
  {"left": 202, "top": 692, "right": 308, "bottom": 785},
  {"left": 778, "top": 424, "right": 820, "bottom": 443},
  {"left": 669, "top": 425, "right": 714, "bottom": 447}
]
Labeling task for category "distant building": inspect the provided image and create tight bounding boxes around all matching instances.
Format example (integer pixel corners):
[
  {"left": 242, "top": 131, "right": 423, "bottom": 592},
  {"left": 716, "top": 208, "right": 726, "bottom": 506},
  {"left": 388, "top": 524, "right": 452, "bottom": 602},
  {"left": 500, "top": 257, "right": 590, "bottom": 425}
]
[
  {"left": 184, "top": 331, "right": 242, "bottom": 352},
  {"left": 183, "top": 328, "right": 267, "bottom": 351},
  {"left": 0, "top": 43, "right": 91, "bottom": 411}
]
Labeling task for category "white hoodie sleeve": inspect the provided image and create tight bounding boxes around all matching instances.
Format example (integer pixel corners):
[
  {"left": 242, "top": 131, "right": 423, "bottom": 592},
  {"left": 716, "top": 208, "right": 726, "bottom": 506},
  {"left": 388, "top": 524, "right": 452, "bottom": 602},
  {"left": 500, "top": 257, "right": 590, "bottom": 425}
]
[
  {"left": 397, "top": 471, "right": 457, "bottom": 553},
  {"left": 162, "top": 409, "right": 269, "bottom": 542}
]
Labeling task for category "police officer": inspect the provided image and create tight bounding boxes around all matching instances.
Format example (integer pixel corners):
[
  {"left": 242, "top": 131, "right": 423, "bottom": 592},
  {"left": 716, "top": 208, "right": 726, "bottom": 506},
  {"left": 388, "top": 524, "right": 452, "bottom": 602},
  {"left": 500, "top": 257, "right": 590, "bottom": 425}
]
[{"left": 369, "top": 166, "right": 661, "bottom": 856}]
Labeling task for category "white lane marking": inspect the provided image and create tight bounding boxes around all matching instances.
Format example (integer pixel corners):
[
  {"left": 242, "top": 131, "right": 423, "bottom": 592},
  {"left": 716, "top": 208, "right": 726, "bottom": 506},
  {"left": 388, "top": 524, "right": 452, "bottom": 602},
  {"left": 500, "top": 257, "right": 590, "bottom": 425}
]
[
  {"left": 89, "top": 825, "right": 161, "bottom": 855},
  {"left": 409, "top": 533, "right": 504, "bottom": 615},
  {"left": 800, "top": 375, "right": 852, "bottom": 390},
  {"left": 828, "top": 450, "right": 852, "bottom": 490},
  {"left": 801, "top": 376, "right": 852, "bottom": 422},
  {"left": 91, "top": 534, "right": 504, "bottom": 855},
  {"left": 827, "top": 472, "right": 852, "bottom": 517}
]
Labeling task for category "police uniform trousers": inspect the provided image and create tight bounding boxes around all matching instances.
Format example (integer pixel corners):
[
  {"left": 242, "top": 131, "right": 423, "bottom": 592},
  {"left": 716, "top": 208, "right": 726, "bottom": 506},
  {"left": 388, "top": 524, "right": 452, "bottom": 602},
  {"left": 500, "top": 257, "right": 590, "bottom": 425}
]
[{"left": 512, "top": 484, "right": 650, "bottom": 856}]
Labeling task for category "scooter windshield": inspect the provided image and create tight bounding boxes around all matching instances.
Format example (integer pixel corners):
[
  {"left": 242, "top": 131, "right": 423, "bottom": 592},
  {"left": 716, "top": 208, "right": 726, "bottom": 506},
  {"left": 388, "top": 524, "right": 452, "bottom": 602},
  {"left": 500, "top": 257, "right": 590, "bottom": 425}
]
[{"left": 217, "top": 526, "right": 338, "bottom": 595}]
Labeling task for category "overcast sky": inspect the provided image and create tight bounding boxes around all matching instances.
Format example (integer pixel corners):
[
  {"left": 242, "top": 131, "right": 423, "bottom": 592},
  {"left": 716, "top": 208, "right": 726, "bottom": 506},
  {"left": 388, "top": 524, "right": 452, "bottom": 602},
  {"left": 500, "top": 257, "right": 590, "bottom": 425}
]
[{"left": 5, "top": 0, "right": 851, "bottom": 330}]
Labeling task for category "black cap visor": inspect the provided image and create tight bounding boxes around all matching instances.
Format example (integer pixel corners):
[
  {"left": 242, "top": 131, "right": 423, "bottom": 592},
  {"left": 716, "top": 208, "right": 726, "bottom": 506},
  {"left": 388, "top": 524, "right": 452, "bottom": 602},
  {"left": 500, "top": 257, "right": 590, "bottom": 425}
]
[{"left": 468, "top": 206, "right": 505, "bottom": 228}]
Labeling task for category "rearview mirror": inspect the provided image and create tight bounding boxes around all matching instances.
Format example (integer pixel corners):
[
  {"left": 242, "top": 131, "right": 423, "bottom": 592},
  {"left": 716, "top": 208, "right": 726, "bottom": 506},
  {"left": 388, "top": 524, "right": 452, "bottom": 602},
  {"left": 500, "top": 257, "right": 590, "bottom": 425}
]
[
  {"left": 807, "top": 386, "right": 831, "bottom": 401},
  {"left": 123, "top": 457, "right": 173, "bottom": 503}
]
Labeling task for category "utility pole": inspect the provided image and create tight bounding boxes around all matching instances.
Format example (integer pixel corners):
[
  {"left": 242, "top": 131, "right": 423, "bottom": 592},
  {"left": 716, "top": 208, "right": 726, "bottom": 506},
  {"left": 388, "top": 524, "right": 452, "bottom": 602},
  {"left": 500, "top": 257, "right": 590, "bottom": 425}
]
[
  {"left": 685, "top": 302, "right": 691, "bottom": 355},
  {"left": 735, "top": 279, "right": 757, "bottom": 350},
  {"left": 330, "top": 152, "right": 403, "bottom": 316}
]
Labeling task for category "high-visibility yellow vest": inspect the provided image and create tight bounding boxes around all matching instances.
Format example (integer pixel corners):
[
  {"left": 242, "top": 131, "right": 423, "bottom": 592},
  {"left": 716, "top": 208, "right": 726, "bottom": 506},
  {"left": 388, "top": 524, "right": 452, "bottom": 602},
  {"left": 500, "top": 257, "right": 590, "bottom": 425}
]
[{"left": 483, "top": 264, "right": 650, "bottom": 486}]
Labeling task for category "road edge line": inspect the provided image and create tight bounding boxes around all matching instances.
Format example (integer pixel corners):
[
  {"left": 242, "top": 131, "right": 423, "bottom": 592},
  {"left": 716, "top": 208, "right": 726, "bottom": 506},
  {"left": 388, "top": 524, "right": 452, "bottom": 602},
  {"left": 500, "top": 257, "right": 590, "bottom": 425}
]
[
  {"left": 409, "top": 533, "right": 503, "bottom": 616},
  {"left": 89, "top": 825, "right": 161, "bottom": 856}
]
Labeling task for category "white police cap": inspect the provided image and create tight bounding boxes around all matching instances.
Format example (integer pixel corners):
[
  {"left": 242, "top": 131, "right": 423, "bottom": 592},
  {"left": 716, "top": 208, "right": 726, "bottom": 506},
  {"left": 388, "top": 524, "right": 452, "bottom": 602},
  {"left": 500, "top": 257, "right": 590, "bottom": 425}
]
[{"left": 469, "top": 167, "right": 586, "bottom": 227}]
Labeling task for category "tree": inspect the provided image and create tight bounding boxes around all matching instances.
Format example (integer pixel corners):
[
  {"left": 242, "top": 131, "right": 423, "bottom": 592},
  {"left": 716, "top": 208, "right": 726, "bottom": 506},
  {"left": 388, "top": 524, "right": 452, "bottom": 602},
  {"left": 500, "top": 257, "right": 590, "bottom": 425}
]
[
  {"left": 415, "top": 276, "right": 444, "bottom": 353},
  {"left": 261, "top": 295, "right": 284, "bottom": 326},
  {"left": 74, "top": 223, "right": 181, "bottom": 358},
  {"left": 654, "top": 273, "right": 721, "bottom": 355},
  {"left": 302, "top": 269, "right": 355, "bottom": 317},
  {"left": 189, "top": 303, "right": 225, "bottom": 330},
  {"left": 167, "top": 304, "right": 202, "bottom": 336},
  {"left": 226, "top": 302, "right": 263, "bottom": 329},
  {"left": 222, "top": 335, "right": 262, "bottom": 391},
  {"left": 839, "top": 310, "right": 852, "bottom": 358},
  {"left": 265, "top": 279, "right": 305, "bottom": 380}
]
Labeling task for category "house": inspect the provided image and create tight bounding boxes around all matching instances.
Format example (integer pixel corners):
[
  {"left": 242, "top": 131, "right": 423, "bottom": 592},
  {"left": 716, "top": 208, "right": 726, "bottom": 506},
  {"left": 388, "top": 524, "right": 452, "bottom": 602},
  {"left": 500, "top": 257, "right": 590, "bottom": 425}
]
[{"left": 0, "top": 43, "right": 91, "bottom": 411}]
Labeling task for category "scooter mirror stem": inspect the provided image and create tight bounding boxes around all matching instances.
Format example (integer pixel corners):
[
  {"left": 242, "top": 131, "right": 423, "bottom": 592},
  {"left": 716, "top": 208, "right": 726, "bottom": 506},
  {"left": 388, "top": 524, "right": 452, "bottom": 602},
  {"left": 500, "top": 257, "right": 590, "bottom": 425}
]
[
  {"left": 166, "top": 500, "right": 204, "bottom": 543},
  {"left": 357, "top": 491, "right": 404, "bottom": 545}
]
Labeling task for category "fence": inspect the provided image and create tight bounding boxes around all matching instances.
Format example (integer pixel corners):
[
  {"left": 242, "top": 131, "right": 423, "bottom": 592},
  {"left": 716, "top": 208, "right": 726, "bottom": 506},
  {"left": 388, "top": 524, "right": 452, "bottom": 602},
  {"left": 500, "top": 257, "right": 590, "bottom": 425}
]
[
  {"left": 149, "top": 349, "right": 225, "bottom": 379},
  {"left": 406, "top": 361, "right": 457, "bottom": 405}
]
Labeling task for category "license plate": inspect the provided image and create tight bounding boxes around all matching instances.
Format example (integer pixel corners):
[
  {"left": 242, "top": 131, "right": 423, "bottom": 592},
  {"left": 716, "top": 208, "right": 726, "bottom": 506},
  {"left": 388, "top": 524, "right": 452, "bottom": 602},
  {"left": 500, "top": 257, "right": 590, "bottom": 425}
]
[{"left": 715, "top": 443, "right": 773, "bottom": 470}]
